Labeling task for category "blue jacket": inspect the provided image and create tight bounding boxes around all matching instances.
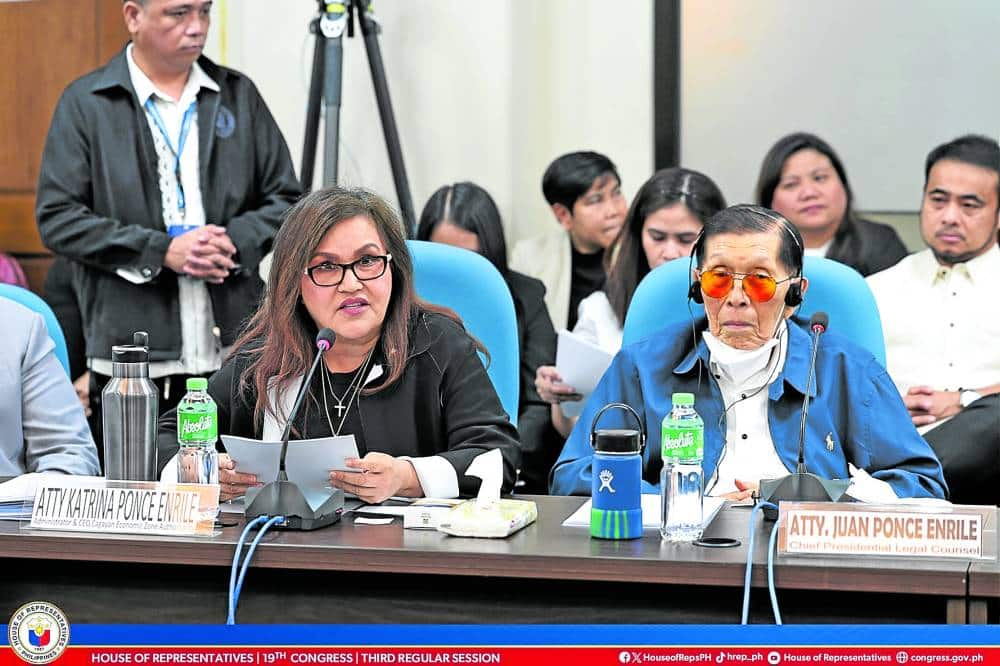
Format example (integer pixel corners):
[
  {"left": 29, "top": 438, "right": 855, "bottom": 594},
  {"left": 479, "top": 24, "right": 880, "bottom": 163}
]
[{"left": 550, "top": 318, "right": 947, "bottom": 499}]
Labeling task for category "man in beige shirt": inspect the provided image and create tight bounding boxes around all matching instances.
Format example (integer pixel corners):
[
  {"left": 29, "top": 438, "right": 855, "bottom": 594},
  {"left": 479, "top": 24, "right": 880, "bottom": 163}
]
[
  {"left": 867, "top": 135, "right": 1000, "bottom": 505},
  {"left": 511, "top": 151, "right": 627, "bottom": 331}
]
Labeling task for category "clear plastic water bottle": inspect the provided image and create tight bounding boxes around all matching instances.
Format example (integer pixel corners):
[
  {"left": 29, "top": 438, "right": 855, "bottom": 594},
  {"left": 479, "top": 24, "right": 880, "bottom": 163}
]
[
  {"left": 176, "top": 377, "right": 219, "bottom": 485},
  {"left": 660, "top": 392, "right": 704, "bottom": 542}
]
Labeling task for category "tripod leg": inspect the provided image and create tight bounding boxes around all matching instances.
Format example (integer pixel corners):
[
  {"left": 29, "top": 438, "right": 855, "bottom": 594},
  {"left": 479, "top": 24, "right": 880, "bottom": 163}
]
[
  {"left": 356, "top": 2, "right": 417, "bottom": 237},
  {"left": 300, "top": 18, "right": 325, "bottom": 193},
  {"left": 322, "top": 32, "right": 345, "bottom": 187}
]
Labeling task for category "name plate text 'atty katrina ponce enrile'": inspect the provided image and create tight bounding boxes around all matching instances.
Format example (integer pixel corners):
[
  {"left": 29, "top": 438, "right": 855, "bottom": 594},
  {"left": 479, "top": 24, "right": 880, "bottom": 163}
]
[
  {"left": 30, "top": 480, "right": 219, "bottom": 537},
  {"left": 777, "top": 502, "right": 997, "bottom": 560}
]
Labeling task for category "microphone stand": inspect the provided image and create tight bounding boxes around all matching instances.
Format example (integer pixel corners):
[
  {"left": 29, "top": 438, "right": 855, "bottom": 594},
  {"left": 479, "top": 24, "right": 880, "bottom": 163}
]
[
  {"left": 795, "top": 321, "right": 824, "bottom": 475},
  {"left": 758, "top": 313, "right": 850, "bottom": 520},
  {"left": 244, "top": 334, "right": 345, "bottom": 530}
]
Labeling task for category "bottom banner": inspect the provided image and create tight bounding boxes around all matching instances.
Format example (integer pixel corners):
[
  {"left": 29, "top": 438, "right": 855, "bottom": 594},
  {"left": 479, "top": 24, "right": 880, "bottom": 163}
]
[{"left": 9, "top": 646, "right": 997, "bottom": 666}]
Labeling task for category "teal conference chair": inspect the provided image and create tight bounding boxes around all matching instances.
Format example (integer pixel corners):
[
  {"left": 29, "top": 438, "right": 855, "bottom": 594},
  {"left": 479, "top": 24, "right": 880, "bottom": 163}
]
[
  {"left": 622, "top": 255, "right": 886, "bottom": 365},
  {"left": 0, "top": 284, "right": 72, "bottom": 375},
  {"left": 407, "top": 240, "right": 520, "bottom": 425}
]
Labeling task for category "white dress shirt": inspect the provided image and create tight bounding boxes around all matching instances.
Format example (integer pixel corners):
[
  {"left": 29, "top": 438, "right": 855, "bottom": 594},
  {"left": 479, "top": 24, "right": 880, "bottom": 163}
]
[
  {"left": 804, "top": 238, "right": 833, "bottom": 258},
  {"left": 867, "top": 245, "right": 1000, "bottom": 432},
  {"left": 703, "top": 325, "right": 790, "bottom": 496},
  {"left": 573, "top": 290, "right": 623, "bottom": 354},
  {"left": 702, "top": 321, "right": 897, "bottom": 500},
  {"left": 92, "top": 45, "right": 223, "bottom": 382}
]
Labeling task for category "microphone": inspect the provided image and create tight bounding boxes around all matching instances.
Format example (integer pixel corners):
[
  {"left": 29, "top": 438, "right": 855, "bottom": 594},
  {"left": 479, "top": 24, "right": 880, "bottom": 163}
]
[
  {"left": 758, "top": 312, "right": 849, "bottom": 519},
  {"left": 245, "top": 327, "right": 346, "bottom": 530},
  {"left": 278, "top": 327, "right": 336, "bottom": 470},
  {"left": 796, "top": 312, "right": 828, "bottom": 474}
]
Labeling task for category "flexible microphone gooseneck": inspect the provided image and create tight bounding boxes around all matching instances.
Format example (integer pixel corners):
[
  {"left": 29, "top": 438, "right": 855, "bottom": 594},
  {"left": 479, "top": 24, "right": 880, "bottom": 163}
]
[
  {"left": 796, "top": 312, "right": 828, "bottom": 475},
  {"left": 244, "top": 328, "right": 346, "bottom": 530},
  {"left": 758, "top": 312, "right": 849, "bottom": 519},
  {"left": 277, "top": 328, "right": 336, "bottom": 477}
]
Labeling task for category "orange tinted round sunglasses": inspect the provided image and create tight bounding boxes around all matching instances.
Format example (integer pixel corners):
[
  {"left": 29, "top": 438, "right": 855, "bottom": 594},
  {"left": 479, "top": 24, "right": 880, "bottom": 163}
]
[{"left": 698, "top": 269, "right": 795, "bottom": 303}]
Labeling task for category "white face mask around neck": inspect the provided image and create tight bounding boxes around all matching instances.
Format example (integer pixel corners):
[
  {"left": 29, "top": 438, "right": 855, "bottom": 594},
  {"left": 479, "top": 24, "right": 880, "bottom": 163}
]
[{"left": 702, "top": 321, "right": 785, "bottom": 386}]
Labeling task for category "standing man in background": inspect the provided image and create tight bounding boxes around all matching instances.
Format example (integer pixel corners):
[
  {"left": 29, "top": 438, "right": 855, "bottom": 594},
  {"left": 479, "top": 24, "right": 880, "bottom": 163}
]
[
  {"left": 36, "top": 0, "right": 301, "bottom": 456},
  {"left": 512, "top": 151, "right": 627, "bottom": 331},
  {"left": 867, "top": 135, "right": 1000, "bottom": 505}
]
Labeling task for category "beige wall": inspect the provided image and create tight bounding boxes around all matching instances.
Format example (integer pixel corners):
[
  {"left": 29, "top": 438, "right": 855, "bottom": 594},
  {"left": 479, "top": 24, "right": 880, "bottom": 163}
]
[
  {"left": 203, "top": 0, "right": 653, "bottom": 249},
  {"left": 864, "top": 212, "right": 923, "bottom": 254}
]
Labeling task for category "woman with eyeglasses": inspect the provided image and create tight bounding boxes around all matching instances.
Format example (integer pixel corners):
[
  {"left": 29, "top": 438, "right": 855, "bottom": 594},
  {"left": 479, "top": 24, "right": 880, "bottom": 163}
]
[
  {"left": 551, "top": 205, "right": 946, "bottom": 501},
  {"left": 536, "top": 168, "right": 726, "bottom": 438},
  {"left": 156, "top": 187, "right": 520, "bottom": 504},
  {"left": 756, "top": 132, "right": 908, "bottom": 276}
]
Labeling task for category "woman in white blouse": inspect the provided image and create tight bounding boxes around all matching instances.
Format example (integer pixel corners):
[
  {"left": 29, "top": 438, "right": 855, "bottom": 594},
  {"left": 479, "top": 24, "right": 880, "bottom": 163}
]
[{"left": 536, "top": 167, "right": 726, "bottom": 436}]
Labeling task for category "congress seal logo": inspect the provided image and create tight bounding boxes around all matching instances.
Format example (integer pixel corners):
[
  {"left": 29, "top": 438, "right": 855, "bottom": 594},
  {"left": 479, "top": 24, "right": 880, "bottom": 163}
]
[{"left": 7, "top": 602, "right": 69, "bottom": 664}]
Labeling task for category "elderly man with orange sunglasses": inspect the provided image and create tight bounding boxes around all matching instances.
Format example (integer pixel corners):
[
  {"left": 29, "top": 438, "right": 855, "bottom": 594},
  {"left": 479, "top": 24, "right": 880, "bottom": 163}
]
[{"left": 551, "top": 205, "right": 946, "bottom": 501}]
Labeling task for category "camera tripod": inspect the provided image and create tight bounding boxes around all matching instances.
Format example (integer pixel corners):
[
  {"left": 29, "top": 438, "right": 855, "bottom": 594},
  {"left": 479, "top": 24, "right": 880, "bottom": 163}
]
[{"left": 300, "top": 0, "right": 417, "bottom": 236}]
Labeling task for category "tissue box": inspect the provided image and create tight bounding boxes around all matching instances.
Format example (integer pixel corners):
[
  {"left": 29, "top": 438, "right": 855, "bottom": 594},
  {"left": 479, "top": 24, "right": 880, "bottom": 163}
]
[{"left": 437, "top": 499, "right": 537, "bottom": 538}]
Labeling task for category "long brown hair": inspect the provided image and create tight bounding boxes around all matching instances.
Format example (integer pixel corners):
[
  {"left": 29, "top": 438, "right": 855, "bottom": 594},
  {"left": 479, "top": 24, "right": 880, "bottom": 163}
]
[
  {"left": 605, "top": 168, "right": 726, "bottom": 325},
  {"left": 232, "top": 186, "right": 461, "bottom": 429}
]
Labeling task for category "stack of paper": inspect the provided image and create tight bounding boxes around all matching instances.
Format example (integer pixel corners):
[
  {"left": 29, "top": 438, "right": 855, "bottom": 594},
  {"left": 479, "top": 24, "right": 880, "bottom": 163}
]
[
  {"left": 555, "top": 330, "right": 614, "bottom": 417},
  {"left": 0, "top": 473, "right": 105, "bottom": 521}
]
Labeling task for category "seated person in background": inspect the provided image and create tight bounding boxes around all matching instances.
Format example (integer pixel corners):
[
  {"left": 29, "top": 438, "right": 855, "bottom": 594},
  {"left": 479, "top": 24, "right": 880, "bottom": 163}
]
[
  {"left": 537, "top": 168, "right": 727, "bottom": 437},
  {"left": 0, "top": 252, "right": 29, "bottom": 288},
  {"left": 417, "top": 182, "right": 557, "bottom": 494},
  {"left": 550, "top": 204, "right": 946, "bottom": 500},
  {"left": 0, "top": 297, "right": 100, "bottom": 476},
  {"left": 511, "top": 151, "right": 627, "bottom": 331},
  {"left": 757, "top": 132, "right": 908, "bottom": 276},
  {"left": 157, "top": 187, "right": 521, "bottom": 503},
  {"left": 867, "top": 134, "right": 1000, "bottom": 506}
]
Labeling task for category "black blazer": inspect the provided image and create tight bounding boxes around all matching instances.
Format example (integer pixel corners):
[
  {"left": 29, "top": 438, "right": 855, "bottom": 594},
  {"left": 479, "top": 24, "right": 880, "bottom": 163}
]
[
  {"left": 36, "top": 49, "right": 301, "bottom": 360},
  {"left": 827, "top": 217, "right": 909, "bottom": 276},
  {"left": 156, "top": 312, "right": 521, "bottom": 496},
  {"left": 505, "top": 270, "right": 558, "bottom": 493}
]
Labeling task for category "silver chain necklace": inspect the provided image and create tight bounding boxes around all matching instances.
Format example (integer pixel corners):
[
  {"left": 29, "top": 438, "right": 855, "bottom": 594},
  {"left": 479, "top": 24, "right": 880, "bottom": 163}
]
[{"left": 320, "top": 346, "right": 375, "bottom": 437}]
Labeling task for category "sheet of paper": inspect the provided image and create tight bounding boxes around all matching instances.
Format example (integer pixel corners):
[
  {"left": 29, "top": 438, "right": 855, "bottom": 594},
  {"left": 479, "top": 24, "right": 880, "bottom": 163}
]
[
  {"left": 220, "top": 434, "right": 361, "bottom": 488},
  {"left": 0, "top": 473, "right": 105, "bottom": 503},
  {"left": 562, "top": 493, "right": 727, "bottom": 530},
  {"left": 220, "top": 436, "right": 282, "bottom": 483},
  {"left": 555, "top": 329, "right": 614, "bottom": 418},
  {"left": 284, "top": 435, "right": 360, "bottom": 483}
]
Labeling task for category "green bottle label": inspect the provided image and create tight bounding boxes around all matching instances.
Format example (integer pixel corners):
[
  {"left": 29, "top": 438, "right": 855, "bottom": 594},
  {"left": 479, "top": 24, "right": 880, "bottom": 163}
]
[
  {"left": 177, "top": 403, "right": 217, "bottom": 444},
  {"left": 661, "top": 422, "right": 704, "bottom": 460}
]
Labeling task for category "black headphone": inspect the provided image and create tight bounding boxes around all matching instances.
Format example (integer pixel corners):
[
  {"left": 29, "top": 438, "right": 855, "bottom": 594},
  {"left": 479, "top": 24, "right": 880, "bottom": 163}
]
[{"left": 687, "top": 206, "right": 804, "bottom": 307}]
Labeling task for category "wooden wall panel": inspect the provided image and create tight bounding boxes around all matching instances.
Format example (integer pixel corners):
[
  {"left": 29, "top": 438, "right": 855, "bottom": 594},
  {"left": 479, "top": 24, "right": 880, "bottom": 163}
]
[
  {"left": 98, "top": 0, "right": 129, "bottom": 63},
  {"left": 0, "top": 0, "right": 100, "bottom": 191},
  {"left": 19, "top": 256, "right": 55, "bottom": 295},
  {"left": 0, "top": 194, "right": 43, "bottom": 253},
  {"left": 0, "top": 0, "right": 128, "bottom": 295}
]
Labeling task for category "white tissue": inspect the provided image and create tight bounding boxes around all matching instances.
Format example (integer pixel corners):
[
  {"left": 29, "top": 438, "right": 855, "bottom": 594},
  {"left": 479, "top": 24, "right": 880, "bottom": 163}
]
[
  {"left": 846, "top": 463, "right": 899, "bottom": 504},
  {"left": 466, "top": 449, "right": 503, "bottom": 506}
]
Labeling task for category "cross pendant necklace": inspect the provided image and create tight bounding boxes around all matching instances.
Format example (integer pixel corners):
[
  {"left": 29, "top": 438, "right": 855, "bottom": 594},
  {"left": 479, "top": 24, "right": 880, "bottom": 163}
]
[{"left": 322, "top": 346, "right": 376, "bottom": 437}]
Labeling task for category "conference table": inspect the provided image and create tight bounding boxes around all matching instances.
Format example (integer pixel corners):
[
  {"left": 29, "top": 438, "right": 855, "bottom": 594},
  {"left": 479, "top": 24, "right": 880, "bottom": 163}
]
[
  {"left": 0, "top": 496, "right": 994, "bottom": 624},
  {"left": 969, "top": 560, "right": 1000, "bottom": 624}
]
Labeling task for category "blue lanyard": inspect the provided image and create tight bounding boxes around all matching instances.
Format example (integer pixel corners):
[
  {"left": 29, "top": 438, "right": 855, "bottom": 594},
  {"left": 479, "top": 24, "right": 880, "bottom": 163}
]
[{"left": 144, "top": 98, "right": 197, "bottom": 219}]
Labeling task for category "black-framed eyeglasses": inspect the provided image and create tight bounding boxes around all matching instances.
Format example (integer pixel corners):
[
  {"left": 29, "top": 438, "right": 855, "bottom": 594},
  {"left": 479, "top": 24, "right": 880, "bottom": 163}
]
[{"left": 303, "top": 254, "right": 392, "bottom": 287}]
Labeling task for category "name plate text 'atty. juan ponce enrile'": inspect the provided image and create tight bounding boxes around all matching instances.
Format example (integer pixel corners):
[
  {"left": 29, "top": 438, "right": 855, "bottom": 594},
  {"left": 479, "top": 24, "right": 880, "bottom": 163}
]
[
  {"left": 29, "top": 479, "right": 219, "bottom": 537},
  {"left": 777, "top": 502, "right": 997, "bottom": 560}
]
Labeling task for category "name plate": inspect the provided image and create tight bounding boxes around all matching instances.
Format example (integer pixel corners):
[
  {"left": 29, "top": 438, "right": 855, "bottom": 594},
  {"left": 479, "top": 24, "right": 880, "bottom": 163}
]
[
  {"left": 30, "top": 479, "right": 219, "bottom": 537},
  {"left": 777, "top": 502, "right": 997, "bottom": 560}
]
